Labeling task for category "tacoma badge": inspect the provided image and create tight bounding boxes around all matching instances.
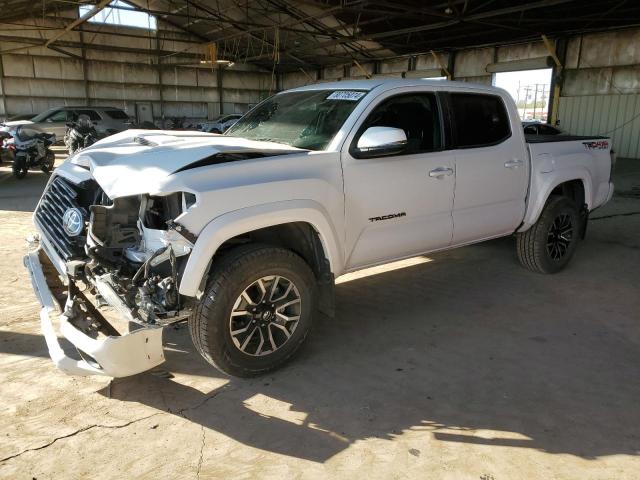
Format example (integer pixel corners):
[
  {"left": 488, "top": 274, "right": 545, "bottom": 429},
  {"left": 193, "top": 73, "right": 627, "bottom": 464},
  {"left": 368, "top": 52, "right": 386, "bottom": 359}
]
[{"left": 368, "top": 212, "right": 406, "bottom": 222}]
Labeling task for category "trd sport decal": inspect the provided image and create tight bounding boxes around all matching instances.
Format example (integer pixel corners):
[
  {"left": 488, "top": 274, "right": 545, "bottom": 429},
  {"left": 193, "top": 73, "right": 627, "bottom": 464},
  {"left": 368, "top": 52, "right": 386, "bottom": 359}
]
[
  {"left": 583, "top": 140, "right": 609, "bottom": 150},
  {"left": 368, "top": 212, "right": 407, "bottom": 222}
]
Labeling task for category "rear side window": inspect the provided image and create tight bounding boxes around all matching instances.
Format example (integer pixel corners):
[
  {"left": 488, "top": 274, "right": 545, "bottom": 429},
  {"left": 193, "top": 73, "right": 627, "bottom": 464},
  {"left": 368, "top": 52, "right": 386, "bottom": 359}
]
[
  {"left": 103, "top": 109, "right": 129, "bottom": 120},
  {"left": 75, "top": 109, "right": 101, "bottom": 121},
  {"left": 450, "top": 93, "right": 510, "bottom": 148},
  {"left": 46, "top": 110, "right": 70, "bottom": 122}
]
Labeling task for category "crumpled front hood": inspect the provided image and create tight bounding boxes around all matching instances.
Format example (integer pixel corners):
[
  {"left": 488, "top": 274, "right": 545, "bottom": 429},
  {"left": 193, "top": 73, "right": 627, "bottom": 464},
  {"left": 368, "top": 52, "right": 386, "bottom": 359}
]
[{"left": 77, "top": 130, "right": 303, "bottom": 198}]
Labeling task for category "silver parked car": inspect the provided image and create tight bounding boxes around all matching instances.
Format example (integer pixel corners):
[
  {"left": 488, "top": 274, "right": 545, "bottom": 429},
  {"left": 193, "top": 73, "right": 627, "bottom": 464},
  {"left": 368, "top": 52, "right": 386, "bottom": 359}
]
[
  {"left": 200, "top": 114, "right": 243, "bottom": 134},
  {"left": 2, "top": 106, "right": 132, "bottom": 139}
]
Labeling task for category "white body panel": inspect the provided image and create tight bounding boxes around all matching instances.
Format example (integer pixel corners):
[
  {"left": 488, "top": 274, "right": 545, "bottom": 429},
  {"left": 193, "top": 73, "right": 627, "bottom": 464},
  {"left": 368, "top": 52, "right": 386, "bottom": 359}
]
[
  {"left": 338, "top": 85, "right": 456, "bottom": 269},
  {"left": 27, "top": 79, "right": 614, "bottom": 377},
  {"left": 450, "top": 92, "right": 530, "bottom": 245},
  {"left": 54, "top": 80, "right": 613, "bottom": 291},
  {"left": 520, "top": 140, "right": 613, "bottom": 230}
]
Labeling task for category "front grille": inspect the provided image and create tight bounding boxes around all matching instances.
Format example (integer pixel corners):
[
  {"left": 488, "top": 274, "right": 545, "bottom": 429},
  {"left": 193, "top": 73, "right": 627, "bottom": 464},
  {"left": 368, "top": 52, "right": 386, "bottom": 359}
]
[{"left": 35, "top": 176, "right": 86, "bottom": 261}]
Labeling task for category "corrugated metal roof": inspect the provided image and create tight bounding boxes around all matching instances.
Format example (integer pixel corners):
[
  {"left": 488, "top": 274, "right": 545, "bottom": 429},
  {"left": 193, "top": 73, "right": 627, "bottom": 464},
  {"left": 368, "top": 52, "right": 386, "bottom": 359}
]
[{"left": 2, "top": 0, "right": 640, "bottom": 71}]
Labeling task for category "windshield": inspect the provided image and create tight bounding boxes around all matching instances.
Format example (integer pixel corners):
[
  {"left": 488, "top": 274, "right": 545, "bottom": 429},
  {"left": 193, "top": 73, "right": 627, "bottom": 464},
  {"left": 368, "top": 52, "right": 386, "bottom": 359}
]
[
  {"left": 30, "top": 109, "right": 57, "bottom": 122},
  {"left": 226, "top": 89, "right": 368, "bottom": 150},
  {"left": 16, "top": 125, "right": 46, "bottom": 141}
]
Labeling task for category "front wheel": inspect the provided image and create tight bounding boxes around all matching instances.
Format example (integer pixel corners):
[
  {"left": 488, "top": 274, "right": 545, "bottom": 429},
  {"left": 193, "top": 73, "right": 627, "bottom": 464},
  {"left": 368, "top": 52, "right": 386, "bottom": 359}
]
[
  {"left": 189, "top": 244, "right": 316, "bottom": 377},
  {"left": 516, "top": 195, "right": 581, "bottom": 274},
  {"left": 41, "top": 151, "right": 55, "bottom": 173}
]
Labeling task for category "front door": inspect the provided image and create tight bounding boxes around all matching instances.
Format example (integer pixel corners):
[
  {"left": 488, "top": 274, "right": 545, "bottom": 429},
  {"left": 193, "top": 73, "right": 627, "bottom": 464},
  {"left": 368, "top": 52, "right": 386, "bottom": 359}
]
[
  {"left": 342, "top": 90, "right": 455, "bottom": 270},
  {"left": 41, "top": 109, "right": 71, "bottom": 138}
]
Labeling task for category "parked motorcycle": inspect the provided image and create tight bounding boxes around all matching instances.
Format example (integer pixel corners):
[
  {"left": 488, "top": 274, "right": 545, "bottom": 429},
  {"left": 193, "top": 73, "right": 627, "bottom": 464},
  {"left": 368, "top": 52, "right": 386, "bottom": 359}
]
[
  {"left": 64, "top": 114, "right": 98, "bottom": 155},
  {"left": 0, "top": 130, "right": 13, "bottom": 164},
  {"left": 11, "top": 125, "right": 56, "bottom": 179}
]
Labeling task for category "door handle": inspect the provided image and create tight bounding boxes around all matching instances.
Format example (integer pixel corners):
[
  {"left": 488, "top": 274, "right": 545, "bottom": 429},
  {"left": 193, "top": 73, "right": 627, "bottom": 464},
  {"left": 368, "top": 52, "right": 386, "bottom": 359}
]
[
  {"left": 429, "top": 167, "right": 454, "bottom": 178},
  {"left": 504, "top": 159, "right": 523, "bottom": 168}
]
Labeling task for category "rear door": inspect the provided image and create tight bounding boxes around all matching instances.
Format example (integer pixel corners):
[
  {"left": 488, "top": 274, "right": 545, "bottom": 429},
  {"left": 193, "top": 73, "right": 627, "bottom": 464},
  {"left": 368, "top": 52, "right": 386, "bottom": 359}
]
[{"left": 447, "top": 92, "right": 529, "bottom": 245}]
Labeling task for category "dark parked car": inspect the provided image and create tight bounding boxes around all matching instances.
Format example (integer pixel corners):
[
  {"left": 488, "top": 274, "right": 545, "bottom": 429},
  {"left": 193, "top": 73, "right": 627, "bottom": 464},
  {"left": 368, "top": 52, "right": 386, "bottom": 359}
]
[{"left": 523, "top": 121, "right": 563, "bottom": 135}]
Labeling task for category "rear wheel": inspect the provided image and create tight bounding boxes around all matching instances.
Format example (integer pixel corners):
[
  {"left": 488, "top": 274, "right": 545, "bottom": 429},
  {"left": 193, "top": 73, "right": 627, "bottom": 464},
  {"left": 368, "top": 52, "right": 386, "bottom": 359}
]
[
  {"left": 12, "top": 155, "right": 27, "bottom": 179},
  {"left": 516, "top": 195, "right": 581, "bottom": 273},
  {"left": 189, "top": 244, "right": 316, "bottom": 377}
]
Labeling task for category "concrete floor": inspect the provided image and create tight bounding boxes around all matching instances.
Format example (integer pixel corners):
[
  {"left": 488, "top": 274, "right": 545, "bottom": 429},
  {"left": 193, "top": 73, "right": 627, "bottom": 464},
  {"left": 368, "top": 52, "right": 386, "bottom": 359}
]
[{"left": 0, "top": 155, "right": 638, "bottom": 479}]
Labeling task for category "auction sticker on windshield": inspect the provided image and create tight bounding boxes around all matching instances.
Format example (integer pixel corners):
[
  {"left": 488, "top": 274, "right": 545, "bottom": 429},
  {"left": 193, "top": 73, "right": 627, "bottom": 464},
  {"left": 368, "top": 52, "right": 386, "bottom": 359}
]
[{"left": 327, "top": 91, "right": 366, "bottom": 101}]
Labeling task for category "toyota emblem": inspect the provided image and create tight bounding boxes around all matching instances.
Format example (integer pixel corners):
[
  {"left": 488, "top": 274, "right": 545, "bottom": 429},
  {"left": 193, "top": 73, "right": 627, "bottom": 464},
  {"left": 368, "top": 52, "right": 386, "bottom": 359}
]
[{"left": 62, "top": 208, "right": 84, "bottom": 237}]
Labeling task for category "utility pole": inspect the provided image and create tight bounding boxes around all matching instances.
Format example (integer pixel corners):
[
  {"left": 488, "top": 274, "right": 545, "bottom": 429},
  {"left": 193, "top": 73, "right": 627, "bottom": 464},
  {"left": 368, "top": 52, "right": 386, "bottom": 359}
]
[{"left": 523, "top": 86, "right": 531, "bottom": 120}]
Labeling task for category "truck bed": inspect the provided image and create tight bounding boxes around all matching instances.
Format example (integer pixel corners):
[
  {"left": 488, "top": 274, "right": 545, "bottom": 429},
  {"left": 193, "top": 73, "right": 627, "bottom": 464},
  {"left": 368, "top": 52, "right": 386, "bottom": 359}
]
[{"left": 525, "top": 134, "right": 609, "bottom": 143}]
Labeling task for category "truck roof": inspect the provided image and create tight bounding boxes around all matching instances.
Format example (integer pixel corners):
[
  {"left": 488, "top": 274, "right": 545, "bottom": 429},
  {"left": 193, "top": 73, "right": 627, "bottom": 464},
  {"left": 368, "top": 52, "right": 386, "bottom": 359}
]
[{"left": 289, "top": 78, "right": 503, "bottom": 94}]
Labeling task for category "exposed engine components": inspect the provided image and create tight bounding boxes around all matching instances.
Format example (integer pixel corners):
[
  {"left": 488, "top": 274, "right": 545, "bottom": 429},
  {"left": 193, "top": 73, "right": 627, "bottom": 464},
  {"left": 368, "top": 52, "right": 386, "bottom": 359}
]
[
  {"left": 54, "top": 189, "right": 196, "bottom": 328},
  {"left": 132, "top": 245, "right": 182, "bottom": 323},
  {"left": 137, "top": 276, "right": 179, "bottom": 323}
]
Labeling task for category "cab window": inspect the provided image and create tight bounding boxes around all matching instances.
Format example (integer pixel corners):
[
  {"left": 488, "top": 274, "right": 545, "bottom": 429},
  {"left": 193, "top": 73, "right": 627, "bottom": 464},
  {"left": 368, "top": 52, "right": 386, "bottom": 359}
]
[
  {"left": 355, "top": 93, "right": 442, "bottom": 155},
  {"left": 450, "top": 93, "right": 511, "bottom": 148}
]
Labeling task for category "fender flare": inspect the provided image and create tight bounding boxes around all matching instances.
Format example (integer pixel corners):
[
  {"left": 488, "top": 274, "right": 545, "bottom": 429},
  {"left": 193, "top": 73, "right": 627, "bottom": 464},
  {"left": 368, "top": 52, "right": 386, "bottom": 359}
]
[
  {"left": 519, "top": 168, "right": 592, "bottom": 232},
  {"left": 178, "top": 199, "right": 343, "bottom": 297}
]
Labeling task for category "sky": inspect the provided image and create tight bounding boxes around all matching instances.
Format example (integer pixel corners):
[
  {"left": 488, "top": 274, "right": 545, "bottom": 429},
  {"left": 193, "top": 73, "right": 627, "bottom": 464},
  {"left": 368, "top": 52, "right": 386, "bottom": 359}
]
[
  {"left": 493, "top": 68, "right": 552, "bottom": 102},
  {"left": 80, "top": 0, "right": 156, "bottom": 30}
]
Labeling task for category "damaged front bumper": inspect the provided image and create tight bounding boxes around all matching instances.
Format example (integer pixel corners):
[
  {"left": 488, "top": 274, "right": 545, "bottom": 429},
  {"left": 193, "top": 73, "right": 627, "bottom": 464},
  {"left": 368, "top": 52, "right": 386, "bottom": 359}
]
[{"left": 24, "top": 246, "right": 166, "bottom": 378}]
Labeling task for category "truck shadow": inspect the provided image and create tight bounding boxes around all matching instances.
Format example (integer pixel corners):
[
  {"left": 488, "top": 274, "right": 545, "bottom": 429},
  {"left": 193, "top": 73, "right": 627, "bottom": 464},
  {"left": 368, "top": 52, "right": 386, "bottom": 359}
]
[{"left": 99, "top": 238, "right": 640, "bottom": 463}]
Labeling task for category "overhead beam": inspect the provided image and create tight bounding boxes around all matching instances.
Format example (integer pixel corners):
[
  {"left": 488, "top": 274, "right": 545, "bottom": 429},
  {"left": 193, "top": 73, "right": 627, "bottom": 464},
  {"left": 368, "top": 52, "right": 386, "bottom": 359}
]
[
  {"left": 45, "top": 0, "right": 112, "bottom": 48},
  {"left": 0, "top": 34, "right": 202, "bottom": 60},
  {"left": 243, "top": 0, "right": 576, "bottom": 63},
  {"left": 180, "top": 0, "right": 314, "bottom": 67}
]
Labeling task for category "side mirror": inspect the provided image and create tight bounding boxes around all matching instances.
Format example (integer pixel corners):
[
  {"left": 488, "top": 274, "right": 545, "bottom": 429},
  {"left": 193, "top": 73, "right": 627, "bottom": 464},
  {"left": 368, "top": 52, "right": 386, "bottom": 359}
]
[{"left": 354, "top": 126, "right": 407, "bottom": 158}]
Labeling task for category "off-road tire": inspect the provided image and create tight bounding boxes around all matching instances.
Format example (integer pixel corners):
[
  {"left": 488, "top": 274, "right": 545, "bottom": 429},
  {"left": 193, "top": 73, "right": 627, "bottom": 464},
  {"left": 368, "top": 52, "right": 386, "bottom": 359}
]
[
  {"left": 517, "top": 195, "right": 581, "bottom": 274},
  {"left": 189, "top": 244, "right": 316, "bottom": 377}
]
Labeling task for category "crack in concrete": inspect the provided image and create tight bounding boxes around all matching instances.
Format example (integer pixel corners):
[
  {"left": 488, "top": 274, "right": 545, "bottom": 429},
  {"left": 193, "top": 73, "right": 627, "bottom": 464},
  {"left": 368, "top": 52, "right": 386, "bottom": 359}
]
[
  {"left": 1, "top": 382, "right": 230, "bottom": 466},
  {"left": 175, "top": 385, "right": 231, "bottom": 416},
  {"left": 196, "top": 425, "right": 206, "bottom": 479},
  {"left": 0, "top": 412, "right": 163, "bottom": 464}
]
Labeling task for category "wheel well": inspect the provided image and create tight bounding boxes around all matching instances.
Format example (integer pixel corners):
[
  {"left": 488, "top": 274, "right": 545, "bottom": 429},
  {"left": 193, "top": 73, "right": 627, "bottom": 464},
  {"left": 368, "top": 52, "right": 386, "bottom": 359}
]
[
  {"left": 210, "top": 222, "right": 335, "bottom": 316},
  {"left": 550, "top": 179, "right": 585, "bottom": 209}
]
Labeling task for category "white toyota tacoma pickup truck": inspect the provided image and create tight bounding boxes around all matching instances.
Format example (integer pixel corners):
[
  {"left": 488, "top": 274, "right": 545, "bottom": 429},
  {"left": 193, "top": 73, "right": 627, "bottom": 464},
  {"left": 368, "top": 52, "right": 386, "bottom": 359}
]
[{"left": 25, "top": 79, "right": 614, "bottom": 378}]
